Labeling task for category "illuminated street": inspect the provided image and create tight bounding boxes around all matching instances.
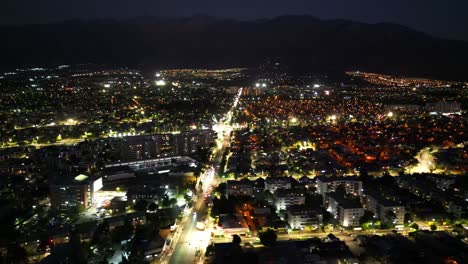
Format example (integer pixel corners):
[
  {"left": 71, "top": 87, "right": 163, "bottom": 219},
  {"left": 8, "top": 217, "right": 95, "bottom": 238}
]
[{"left": 163, "top": 88, "right": 242, "bottom": 264}]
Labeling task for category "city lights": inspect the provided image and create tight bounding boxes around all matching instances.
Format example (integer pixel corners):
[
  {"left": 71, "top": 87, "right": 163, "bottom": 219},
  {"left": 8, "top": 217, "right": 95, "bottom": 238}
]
[
  {"left": 0, "top": 47, "right": 465, "bottom": 264},
  {"left": 156, "top": 80, "right": 166, "bottom": 86}
]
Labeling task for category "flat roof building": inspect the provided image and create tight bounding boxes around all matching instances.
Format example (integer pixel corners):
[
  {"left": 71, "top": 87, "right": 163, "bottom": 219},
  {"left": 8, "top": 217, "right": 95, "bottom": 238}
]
[
  {"left": 363, "top": 192, "right": 405, "bottom": 225},
  {"left": 317, "top": 175, "right": 363, "bottom": 197},
  {"left": 327, "top": 193, "right": 364, "bottom": 227},
  {"left": 50, "top": 174, "right": 102, "bottom": 210}
]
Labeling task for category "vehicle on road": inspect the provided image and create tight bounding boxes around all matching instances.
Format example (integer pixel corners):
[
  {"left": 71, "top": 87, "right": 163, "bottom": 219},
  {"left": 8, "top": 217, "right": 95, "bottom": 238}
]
[{"left": 196, "top": 221, "right": 206, "bottom": 231}]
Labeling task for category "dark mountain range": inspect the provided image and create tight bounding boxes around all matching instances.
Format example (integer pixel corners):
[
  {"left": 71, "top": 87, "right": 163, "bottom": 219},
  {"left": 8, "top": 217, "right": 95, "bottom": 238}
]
[{"left": 1, "top": 15, "right": 468, "bottom": 80}]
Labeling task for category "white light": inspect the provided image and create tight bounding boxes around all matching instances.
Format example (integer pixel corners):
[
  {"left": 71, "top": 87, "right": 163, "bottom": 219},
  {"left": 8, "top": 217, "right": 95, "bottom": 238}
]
[
  {"left": 103, "top": 84, "right": 111, "bottom": 88},
  {"left": 177, "top": 198, "right": 186, "bottom": 207},
  {"left": 92, "top": 178, "right": 103, "bottom": 193},
  {"left": 255, "top": 83, "right": 260, "bottom": 87},
  {"left": 387, "top": 112, "right": 394, "bottom": 117},
  {"left": 156, "top": 80, "right": 166, "bottom": 86}
]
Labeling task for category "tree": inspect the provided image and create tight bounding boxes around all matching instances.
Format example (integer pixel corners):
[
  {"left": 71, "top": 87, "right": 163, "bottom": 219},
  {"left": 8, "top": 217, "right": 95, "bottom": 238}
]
[
  {"left": 147, "top": 202, "right": 158, "bottom": 212},
  {"left": 222, "top": 234, "right": 244, "bottom": 263},
  {"left": 96, "top": 234, "right": 113, "bottom": 263},
  {"left": 358, "top": 169, "right": 374, "bottom": 189},
  {"left": 134, "top": 199, "right": 148, "bottom": 212},
  {"left": 92, "top": 222, "right": 110, "bottom": 244},
  {"left": 214, "top": 182, "right": 227, "bottom": 196},
  {"left": 380, "top": 174, "right": 396, "bottom": 188},
  {"left": 453, "top": 223, "right": 465, "bottom": 234},
  {"left": 263, "top": 190, "right": 275, "bottom": 204},
  {"left": 169, "top": 198, "right": 177, "bottom": 207},
  {"left": 385, "top": 210, "right": 397, "bottom": 225},
  {"left": 259, "top": 229, "right": 277, "bottom": 247},
  {"left": 6, "top": 244, "right": 27, "bottom": 264},
  {"left": 232, "top": 234, "right": 241, "bottom": 245},
  {"left": 322, "top": 211, "right": 333, "bottom": 225},
  {"left": 205, "top": 244, "right": 215, "bottom": 257},
  {"left": 404, "top": 213, "right": 414, "bottom": 224},
  {"left": 162, "top": 196, "right": 171, "bottom": 207},
  {"left": 111, "top": 221, "right": 134, "bottom": 243},
  {"left": 305, "top": 193, "right": 322, "bottom": 209},
  {"left": 70, "top": 229, "right": 86, "bottom": 264},
  {"left": 409, "top": 223, "right": 419, "bottom": 230},
  {"left": 210, "top": 196, "right": 235, "bottom": 218},
  {"left": 210, "top": 198, "right": 221, "bottom": 218},
  {"left": 430, "top": 224, "right": 437, "bottom": 231},
  {"left": 359, "top": 210, "right": 375, "bottom": 226},
  {"left": 334, "top": 184, "right": 346, "bottom": 198}
]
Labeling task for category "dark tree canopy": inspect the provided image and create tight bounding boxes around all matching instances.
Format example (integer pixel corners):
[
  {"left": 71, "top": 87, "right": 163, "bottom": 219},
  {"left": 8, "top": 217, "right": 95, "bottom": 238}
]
[
  {"left": 259, "top": 229, "right": 277, "bottom": 247},
  {"left": 359, "top": 210, "right": 375, "bottom": 225}
]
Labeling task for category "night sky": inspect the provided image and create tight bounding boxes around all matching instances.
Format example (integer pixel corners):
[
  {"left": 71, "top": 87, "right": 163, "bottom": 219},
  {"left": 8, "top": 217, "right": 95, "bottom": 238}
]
[{"left": 2, "top": 0, "right": 468, "bottom": 41}]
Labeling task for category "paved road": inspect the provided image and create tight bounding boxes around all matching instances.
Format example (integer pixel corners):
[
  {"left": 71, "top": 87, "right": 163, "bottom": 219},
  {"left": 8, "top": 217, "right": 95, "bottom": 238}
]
[
  {"left": 165, "top": 88, "right": 243, "bottom": 264},
  {"left": 169, "top": 193, "right": 209, "bottom": 264}
]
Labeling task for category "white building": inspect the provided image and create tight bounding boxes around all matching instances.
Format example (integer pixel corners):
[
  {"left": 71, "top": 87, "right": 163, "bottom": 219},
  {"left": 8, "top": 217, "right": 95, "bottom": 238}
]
[
  {"left": 217, "top": 214, "right": 249, "bottom": 236},
  {"left": 102, "top": 165, "right": 136, "bottom": 183},
  {"left": 50, "top": 174, "right": 102, "bottom": 210},
  {"left": 286, "top": 206, "right": 322, "bottom": 229},
  {"left": 426, "top": 101, "right": 461, "bottom": 115},
  {"left": 317, "top": 176, "right": 363, "bottom": 197},
  {"left": 274, "top": 188, "right": 305, "bottom": 211},
  {"left": 327, "top": 193, "right": 364, "bottom": 227},
  {"left": 265, "top": 177, "right": 292, "bottom": 193},
  {"left": 447, "top": 201, "right": 464, "bottom": 218},
  {"left": 226, "top": 179, "right": 254, "bottom": 197},
  {"left": 364, "top": 193, "right": 405, "bottom": 225},
  {"left": 427, "top": 175, "right": 456, "bottom": 191}
]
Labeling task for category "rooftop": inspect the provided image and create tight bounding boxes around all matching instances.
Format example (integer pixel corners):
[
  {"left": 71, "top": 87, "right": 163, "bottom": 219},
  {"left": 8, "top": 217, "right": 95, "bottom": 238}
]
[
  {"left": 74, "top": 174, "right": 88, "bottom": 182},
  {"left": 365, "top": 191, "right": 403, "bottom": 207},
  {"left": 265, "top": 176, "right": 292, "bottom": 184},
  {"left": 317, "top": 175, "right": 361, "bottom": 183},
  {"left": 327, "top": 192, "right": 362, "bottom": 209},
  {"left": 275, "top": 188, "right": 305, "bottom": 197}
]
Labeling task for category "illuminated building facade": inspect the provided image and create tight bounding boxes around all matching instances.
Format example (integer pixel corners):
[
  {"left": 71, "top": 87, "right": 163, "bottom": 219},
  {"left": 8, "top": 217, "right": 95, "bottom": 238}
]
[
  {"left": 120, "top": 130, "right": 214, "bottom": 161},
  {"left": 50, "top": 174, "right": 103, "bottom": 209}
]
